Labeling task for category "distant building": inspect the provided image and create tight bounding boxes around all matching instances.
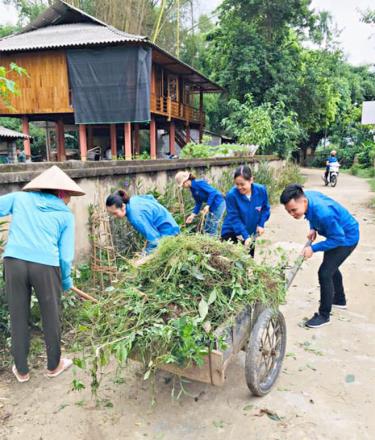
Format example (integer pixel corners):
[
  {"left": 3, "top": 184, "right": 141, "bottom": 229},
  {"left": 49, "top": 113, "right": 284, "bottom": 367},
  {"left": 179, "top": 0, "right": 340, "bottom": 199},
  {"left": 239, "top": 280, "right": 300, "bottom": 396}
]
[
  {"left": 361, "top": 101, "right": 375, "bottom": 125},
  {"left": 0, "top": 126, "right": 30, "bottom": 163}
]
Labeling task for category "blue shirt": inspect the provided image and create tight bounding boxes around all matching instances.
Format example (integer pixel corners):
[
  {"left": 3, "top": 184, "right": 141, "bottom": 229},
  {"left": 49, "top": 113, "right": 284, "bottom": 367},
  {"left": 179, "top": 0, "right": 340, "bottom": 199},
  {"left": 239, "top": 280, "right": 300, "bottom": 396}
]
[
  {"left": 305, "top": 191, "right": 359, "bottom": 252},
  {"left": 327, "top": 156, "right": 338, "bottom": 163},
  {"left": 190, "top": 179, "right": 224, "bottom": 215},
  {"left": 221, "top": 183, "right": 271, "bottom": 240},
  {"left": 126, "top": 195, "right": 180, "bottom": 254},
  {"left": 0, "top": 191, "right": 75, "bottom": 291}
]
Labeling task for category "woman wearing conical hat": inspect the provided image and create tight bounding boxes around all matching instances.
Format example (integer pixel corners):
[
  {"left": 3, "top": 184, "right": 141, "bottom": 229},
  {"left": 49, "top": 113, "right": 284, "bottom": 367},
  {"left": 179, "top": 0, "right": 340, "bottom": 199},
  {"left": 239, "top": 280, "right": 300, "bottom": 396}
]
[{"left": 0, "top": 165, "right": 85, "bottom": 383}]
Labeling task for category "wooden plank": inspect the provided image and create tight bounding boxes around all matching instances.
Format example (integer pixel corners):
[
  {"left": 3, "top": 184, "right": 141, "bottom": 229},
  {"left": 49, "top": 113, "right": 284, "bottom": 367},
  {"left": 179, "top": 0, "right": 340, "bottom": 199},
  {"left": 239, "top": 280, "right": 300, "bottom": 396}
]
[
  {"left": 158, "top": 349, "right": 226, "bottom": 386},
  {"left": 0, "top": 50, "right": 71, "bottom": 115}
]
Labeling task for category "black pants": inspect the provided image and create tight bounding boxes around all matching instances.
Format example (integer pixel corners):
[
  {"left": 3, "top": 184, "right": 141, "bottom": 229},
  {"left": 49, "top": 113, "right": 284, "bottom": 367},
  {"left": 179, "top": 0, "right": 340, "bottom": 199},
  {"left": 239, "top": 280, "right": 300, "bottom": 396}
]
[
  {"left": 221, "top": 232, "right": 255, "bottom": 258},
  {"left": 4, "top": 257, "right": 62, "bottom": 374},
  {"left": 318, "top": 244, "right": 357, "bottom": 319}
]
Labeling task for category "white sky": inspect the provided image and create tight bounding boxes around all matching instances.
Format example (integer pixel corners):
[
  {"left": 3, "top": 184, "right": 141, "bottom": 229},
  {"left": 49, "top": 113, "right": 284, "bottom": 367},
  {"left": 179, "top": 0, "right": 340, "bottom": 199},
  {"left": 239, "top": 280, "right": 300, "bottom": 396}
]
[{"left": 0, "top": 0, "right": 373, "bottom": 65}]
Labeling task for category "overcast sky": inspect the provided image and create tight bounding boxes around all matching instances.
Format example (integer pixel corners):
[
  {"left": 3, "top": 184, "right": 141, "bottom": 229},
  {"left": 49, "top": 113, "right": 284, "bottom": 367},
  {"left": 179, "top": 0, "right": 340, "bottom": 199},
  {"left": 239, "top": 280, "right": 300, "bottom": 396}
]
[{"left": 0, "top": 0, "right": 373, "bottom": 65}]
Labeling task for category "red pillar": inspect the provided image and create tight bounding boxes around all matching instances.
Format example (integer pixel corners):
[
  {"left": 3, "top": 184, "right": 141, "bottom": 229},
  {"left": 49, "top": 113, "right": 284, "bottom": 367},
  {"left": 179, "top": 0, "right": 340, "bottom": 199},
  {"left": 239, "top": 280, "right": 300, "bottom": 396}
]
[
  {"left": 186, "top": 124, "right": 191, "bottom": 144},
  {"left": 124, "top": 122, "right": 132, "bottom": 160},
  {"left": 133, "top": 124, "right": 140, "bottom": 156},
  {"left": 110, "top": 124, "right": 117, "bottom": 159},
  {"left": 79, "top": 124, "right": 87, "bottom": 161},
  {"left": 150, "top": 116, "right": 157, "bottom": 160},
  {"left": 199, "top": 91, "right": 204, "bottom": 144},
  {"left": 169, "top": 121, "right": 176, "bottom": 155},
  {"left": 56, "top": 119, "right": 66, "bottom": 161},
  {"left": 22, "top": 116, "right": 31, "bottom": 160}
]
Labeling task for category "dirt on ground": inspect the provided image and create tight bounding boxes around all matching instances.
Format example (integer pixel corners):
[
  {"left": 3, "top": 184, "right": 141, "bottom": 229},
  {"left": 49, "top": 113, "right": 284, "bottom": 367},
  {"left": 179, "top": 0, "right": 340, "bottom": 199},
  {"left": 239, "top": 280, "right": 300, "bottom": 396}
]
[{"left": 1, "top": 168, "right": 374, "bottom": 440}]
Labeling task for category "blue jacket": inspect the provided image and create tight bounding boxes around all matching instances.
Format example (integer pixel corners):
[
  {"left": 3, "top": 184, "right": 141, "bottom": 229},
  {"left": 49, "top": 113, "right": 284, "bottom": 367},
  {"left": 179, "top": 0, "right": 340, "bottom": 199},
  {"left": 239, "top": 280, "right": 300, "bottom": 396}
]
[
  {"left": 126, "top": 195, "right": 180, "bottom": 254},
  {"left": 305, "top": 191, "right": 359, "bottom": 252},
  {"left": 190, "top": 179, "right": 224, "bottom": 215},
  {"left": 0, "top": 191, "right": 75, "bottom": 291},
  {"left": 327, "top": 156, "right": 338, "bottom": 164},
  {"left": 221, "top": 183, "right": 271, "bottom": 240}
]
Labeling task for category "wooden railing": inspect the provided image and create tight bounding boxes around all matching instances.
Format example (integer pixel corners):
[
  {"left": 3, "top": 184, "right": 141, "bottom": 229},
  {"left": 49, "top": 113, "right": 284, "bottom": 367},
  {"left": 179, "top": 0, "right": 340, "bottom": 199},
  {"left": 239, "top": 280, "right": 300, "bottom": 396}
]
[{"left": 150, "top": 94, "right": 204, "bottom": 124}]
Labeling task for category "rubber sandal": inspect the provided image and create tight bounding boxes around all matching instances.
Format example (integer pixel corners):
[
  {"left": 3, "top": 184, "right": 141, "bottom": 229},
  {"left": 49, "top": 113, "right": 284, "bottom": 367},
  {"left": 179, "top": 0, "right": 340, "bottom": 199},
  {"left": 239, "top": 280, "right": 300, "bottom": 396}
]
[
  {"left": 46, "top": 358, "right": 73, "bottom": 378},
  {"left": 12, "top": 365, "right": 30, "bottom": 383}
]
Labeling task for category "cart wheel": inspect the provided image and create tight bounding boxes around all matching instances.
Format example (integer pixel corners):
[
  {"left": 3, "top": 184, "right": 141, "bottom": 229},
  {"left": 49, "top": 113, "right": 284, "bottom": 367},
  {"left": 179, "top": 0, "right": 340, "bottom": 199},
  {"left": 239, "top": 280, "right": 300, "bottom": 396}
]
[{"left": 245, "top": 308, "right": 286, "bottom": 396}]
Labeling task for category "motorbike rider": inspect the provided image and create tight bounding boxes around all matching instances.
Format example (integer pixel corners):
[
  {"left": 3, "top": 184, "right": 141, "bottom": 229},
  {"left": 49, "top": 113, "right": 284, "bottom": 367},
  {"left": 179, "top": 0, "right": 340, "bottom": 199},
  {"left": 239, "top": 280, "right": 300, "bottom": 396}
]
[{"left": 324, "top": 150, "right": 339, "bottom": 182}]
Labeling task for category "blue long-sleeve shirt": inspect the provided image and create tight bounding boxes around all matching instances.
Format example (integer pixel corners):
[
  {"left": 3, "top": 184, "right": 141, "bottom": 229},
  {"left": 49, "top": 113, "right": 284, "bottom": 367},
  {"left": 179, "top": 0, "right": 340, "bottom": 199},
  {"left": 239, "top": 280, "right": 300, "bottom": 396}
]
[
  {"left": 126, "top": 195, "right": 180, "bottom": 254},
  {"left": 221, "top": 183, "right": 271, "bottom": 240},
  {"left": 190, "top": 179, "right": 224, "bottom": 215},
  {"left": 0, "top": 191, "right": 75, "bottom": 291},
  {"left": 305, "top": 191, "right": 359, "bottom": 252}
]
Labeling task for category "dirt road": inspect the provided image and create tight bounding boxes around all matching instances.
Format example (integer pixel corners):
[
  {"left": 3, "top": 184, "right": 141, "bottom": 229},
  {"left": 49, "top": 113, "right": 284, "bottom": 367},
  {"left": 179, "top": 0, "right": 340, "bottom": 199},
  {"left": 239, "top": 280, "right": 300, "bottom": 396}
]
[{"left": 1, "top": 168, "right": 374, "bottom": 440}]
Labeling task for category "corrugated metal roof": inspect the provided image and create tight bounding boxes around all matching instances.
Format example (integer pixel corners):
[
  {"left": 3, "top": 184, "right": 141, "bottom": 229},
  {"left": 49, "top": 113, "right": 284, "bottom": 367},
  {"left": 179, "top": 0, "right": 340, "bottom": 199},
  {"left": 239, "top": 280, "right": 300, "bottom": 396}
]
[
  {"left": 0, "top": 126, "right": 30, "bottom": 139},
  {"left": 0, "top": 23, "right": 146, "bottom": 52}
]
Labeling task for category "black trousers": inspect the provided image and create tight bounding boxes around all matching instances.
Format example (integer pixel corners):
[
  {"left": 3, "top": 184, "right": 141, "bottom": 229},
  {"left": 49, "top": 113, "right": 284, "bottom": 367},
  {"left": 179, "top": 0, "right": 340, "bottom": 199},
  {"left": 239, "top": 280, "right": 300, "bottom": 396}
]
[
  {"left": 4, "top": 257, "right": 62, "bottom": 374},
  {"left": 318, "top": 244, "right": 357, "bottom": 319},
  {"left": 221, "top": 232, "right": 255, "bottom": 258}
]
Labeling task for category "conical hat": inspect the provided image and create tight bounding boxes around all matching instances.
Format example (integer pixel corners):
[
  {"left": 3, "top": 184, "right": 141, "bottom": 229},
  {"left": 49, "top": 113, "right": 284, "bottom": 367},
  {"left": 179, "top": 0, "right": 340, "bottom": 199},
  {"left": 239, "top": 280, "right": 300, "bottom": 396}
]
[{"left": 22, "top": 165, "right": 85, "bottom": 196}]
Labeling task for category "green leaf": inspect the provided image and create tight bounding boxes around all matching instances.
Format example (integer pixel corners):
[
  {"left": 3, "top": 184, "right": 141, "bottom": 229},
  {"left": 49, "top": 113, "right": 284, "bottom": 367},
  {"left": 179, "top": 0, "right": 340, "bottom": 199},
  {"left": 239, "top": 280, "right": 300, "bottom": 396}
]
[
  {"left": 191, "top": 266, "right": 205, "bottom": 280},
  {"left": 208, "top": 289, "right": 217, "bottom": 305},
  {"left": 198, "top": 298, "right": 209, "bottom": 320}
]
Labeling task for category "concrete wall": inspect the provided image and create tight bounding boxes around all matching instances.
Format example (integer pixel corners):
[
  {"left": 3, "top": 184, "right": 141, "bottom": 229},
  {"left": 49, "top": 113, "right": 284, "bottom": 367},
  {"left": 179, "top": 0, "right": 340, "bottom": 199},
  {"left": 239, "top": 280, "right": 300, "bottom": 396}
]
[{"left": 0, "top": 156, "right": 283, "bottom": 260}]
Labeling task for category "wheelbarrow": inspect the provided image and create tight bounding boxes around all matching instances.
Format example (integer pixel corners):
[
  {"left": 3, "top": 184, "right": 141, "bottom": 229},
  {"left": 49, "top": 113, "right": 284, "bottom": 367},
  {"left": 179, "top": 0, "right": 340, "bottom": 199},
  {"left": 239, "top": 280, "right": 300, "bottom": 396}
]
[{"left": 151, "top": 240, "right": 310, "bottom": 396}]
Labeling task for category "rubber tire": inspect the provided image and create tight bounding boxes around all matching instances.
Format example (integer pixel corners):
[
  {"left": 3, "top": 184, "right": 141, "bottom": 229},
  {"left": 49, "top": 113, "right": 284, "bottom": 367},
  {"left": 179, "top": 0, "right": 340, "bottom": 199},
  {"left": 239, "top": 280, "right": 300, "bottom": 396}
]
[
  {"left": 245, "top": 308, "right": 287, "bottom": 397},
  {"left": 330, "top": 174, "right": 337, "bottom": 187}
]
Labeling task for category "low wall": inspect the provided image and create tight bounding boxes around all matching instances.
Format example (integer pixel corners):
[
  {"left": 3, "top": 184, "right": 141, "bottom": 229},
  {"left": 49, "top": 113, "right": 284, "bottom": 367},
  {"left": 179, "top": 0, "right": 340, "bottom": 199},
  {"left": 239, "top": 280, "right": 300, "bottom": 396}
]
[{"left": 0, "top": 156, "right": 283, "bottom": 260}]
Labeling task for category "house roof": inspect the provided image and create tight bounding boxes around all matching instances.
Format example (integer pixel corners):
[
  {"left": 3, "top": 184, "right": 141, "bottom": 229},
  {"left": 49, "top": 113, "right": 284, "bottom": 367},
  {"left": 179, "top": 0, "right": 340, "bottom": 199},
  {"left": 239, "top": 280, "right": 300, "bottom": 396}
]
[
  {"left": 0, "top": 0, "right": 223, "bottom": 93},
  {"left": 0, "top": 126, "right": 30, "bottom": 139},
  {"left": 0, "top": 22, "right": 146, "bottom": 52}
]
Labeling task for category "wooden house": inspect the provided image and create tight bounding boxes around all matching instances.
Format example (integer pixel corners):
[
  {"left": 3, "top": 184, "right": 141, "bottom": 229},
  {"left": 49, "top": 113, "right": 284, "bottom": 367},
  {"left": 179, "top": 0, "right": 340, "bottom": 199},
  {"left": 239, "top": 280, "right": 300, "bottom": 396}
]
[{"left": 0, "top": 0, "right": 222, "bottom": 161}]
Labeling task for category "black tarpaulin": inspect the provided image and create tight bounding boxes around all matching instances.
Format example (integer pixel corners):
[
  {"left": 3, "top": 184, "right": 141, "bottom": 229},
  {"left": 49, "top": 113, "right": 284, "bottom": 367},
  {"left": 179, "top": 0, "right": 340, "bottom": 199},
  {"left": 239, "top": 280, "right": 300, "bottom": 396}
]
[{"left": 67, "top": 46, "right": 151, "bottom": 124}]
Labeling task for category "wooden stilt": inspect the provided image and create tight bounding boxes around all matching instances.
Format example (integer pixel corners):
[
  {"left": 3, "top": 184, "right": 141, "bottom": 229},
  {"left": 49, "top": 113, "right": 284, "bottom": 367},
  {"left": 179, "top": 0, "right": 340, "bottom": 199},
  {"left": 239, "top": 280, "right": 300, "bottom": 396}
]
[
  {"left": 169, "top": 121, "right": 176, "bottom": 155},
  {"left": 133, "top": 124, "right": 140, "bottom": 156},
  {"left": 56, "top": 119, "right": 66, "bottom": 161},
  {"left": 79, "top": 124, "right": 87, "bottom": 161},
  {"left": 110, "top": 124, "right": 117, "bottom": 159},
  {"left": 22, "top": 116, "right": 31, "bottom": 160},
  {"left": 150, "top": 116, "right": 157, "bottom": 160},
  {"left": 186, "top": 124, "right": 191, "bottom": 144},
  {"left": 124, "top": 122, "right": 132, "bottom": 160},
  {"left": 199, "top": 91, "right": 204, "bottom": 143}
]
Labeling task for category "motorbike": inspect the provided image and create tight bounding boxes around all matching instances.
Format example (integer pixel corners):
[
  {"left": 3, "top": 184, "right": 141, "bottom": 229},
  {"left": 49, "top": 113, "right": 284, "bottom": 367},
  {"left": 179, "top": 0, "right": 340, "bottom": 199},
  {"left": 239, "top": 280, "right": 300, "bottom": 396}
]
[{"left": 324, "top": 162, "right": 340, "bottom": 187}]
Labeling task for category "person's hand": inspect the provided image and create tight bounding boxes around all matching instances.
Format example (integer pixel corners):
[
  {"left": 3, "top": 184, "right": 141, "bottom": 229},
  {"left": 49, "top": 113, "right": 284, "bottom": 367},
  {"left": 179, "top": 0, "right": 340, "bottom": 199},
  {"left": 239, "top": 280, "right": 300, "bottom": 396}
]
[
  {"left": 202, "top": 205, "right": 210, "bottom": 215},
  {"left": 186, "top": 214, "right": 196, "bottom": 224},
  {"left": 256, "top": 226, "right": 265, "bottom": 236},
  {"left": 244, "top": 237, "right": 254, "bottom": 247},
  {"left": 302, "top": 246, "right": 313, "bottom": 260},
  {"left": 307, "top": 229, "right": 317, "bottom": 242}
]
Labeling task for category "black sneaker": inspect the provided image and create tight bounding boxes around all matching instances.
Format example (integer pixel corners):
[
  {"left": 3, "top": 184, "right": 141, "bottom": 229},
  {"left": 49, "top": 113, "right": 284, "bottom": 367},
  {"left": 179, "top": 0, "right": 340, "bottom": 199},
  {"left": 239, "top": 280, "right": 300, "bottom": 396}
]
[{"left": 305, "top": 313, "right": 331, "bottom": 328}]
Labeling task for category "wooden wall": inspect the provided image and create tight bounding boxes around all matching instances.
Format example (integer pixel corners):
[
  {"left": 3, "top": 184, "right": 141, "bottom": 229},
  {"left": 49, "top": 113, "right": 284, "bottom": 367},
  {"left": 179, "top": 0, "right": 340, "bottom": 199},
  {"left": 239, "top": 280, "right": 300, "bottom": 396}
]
[{"left": 0, "top": 50, "right": 72, "bottom": 115}]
